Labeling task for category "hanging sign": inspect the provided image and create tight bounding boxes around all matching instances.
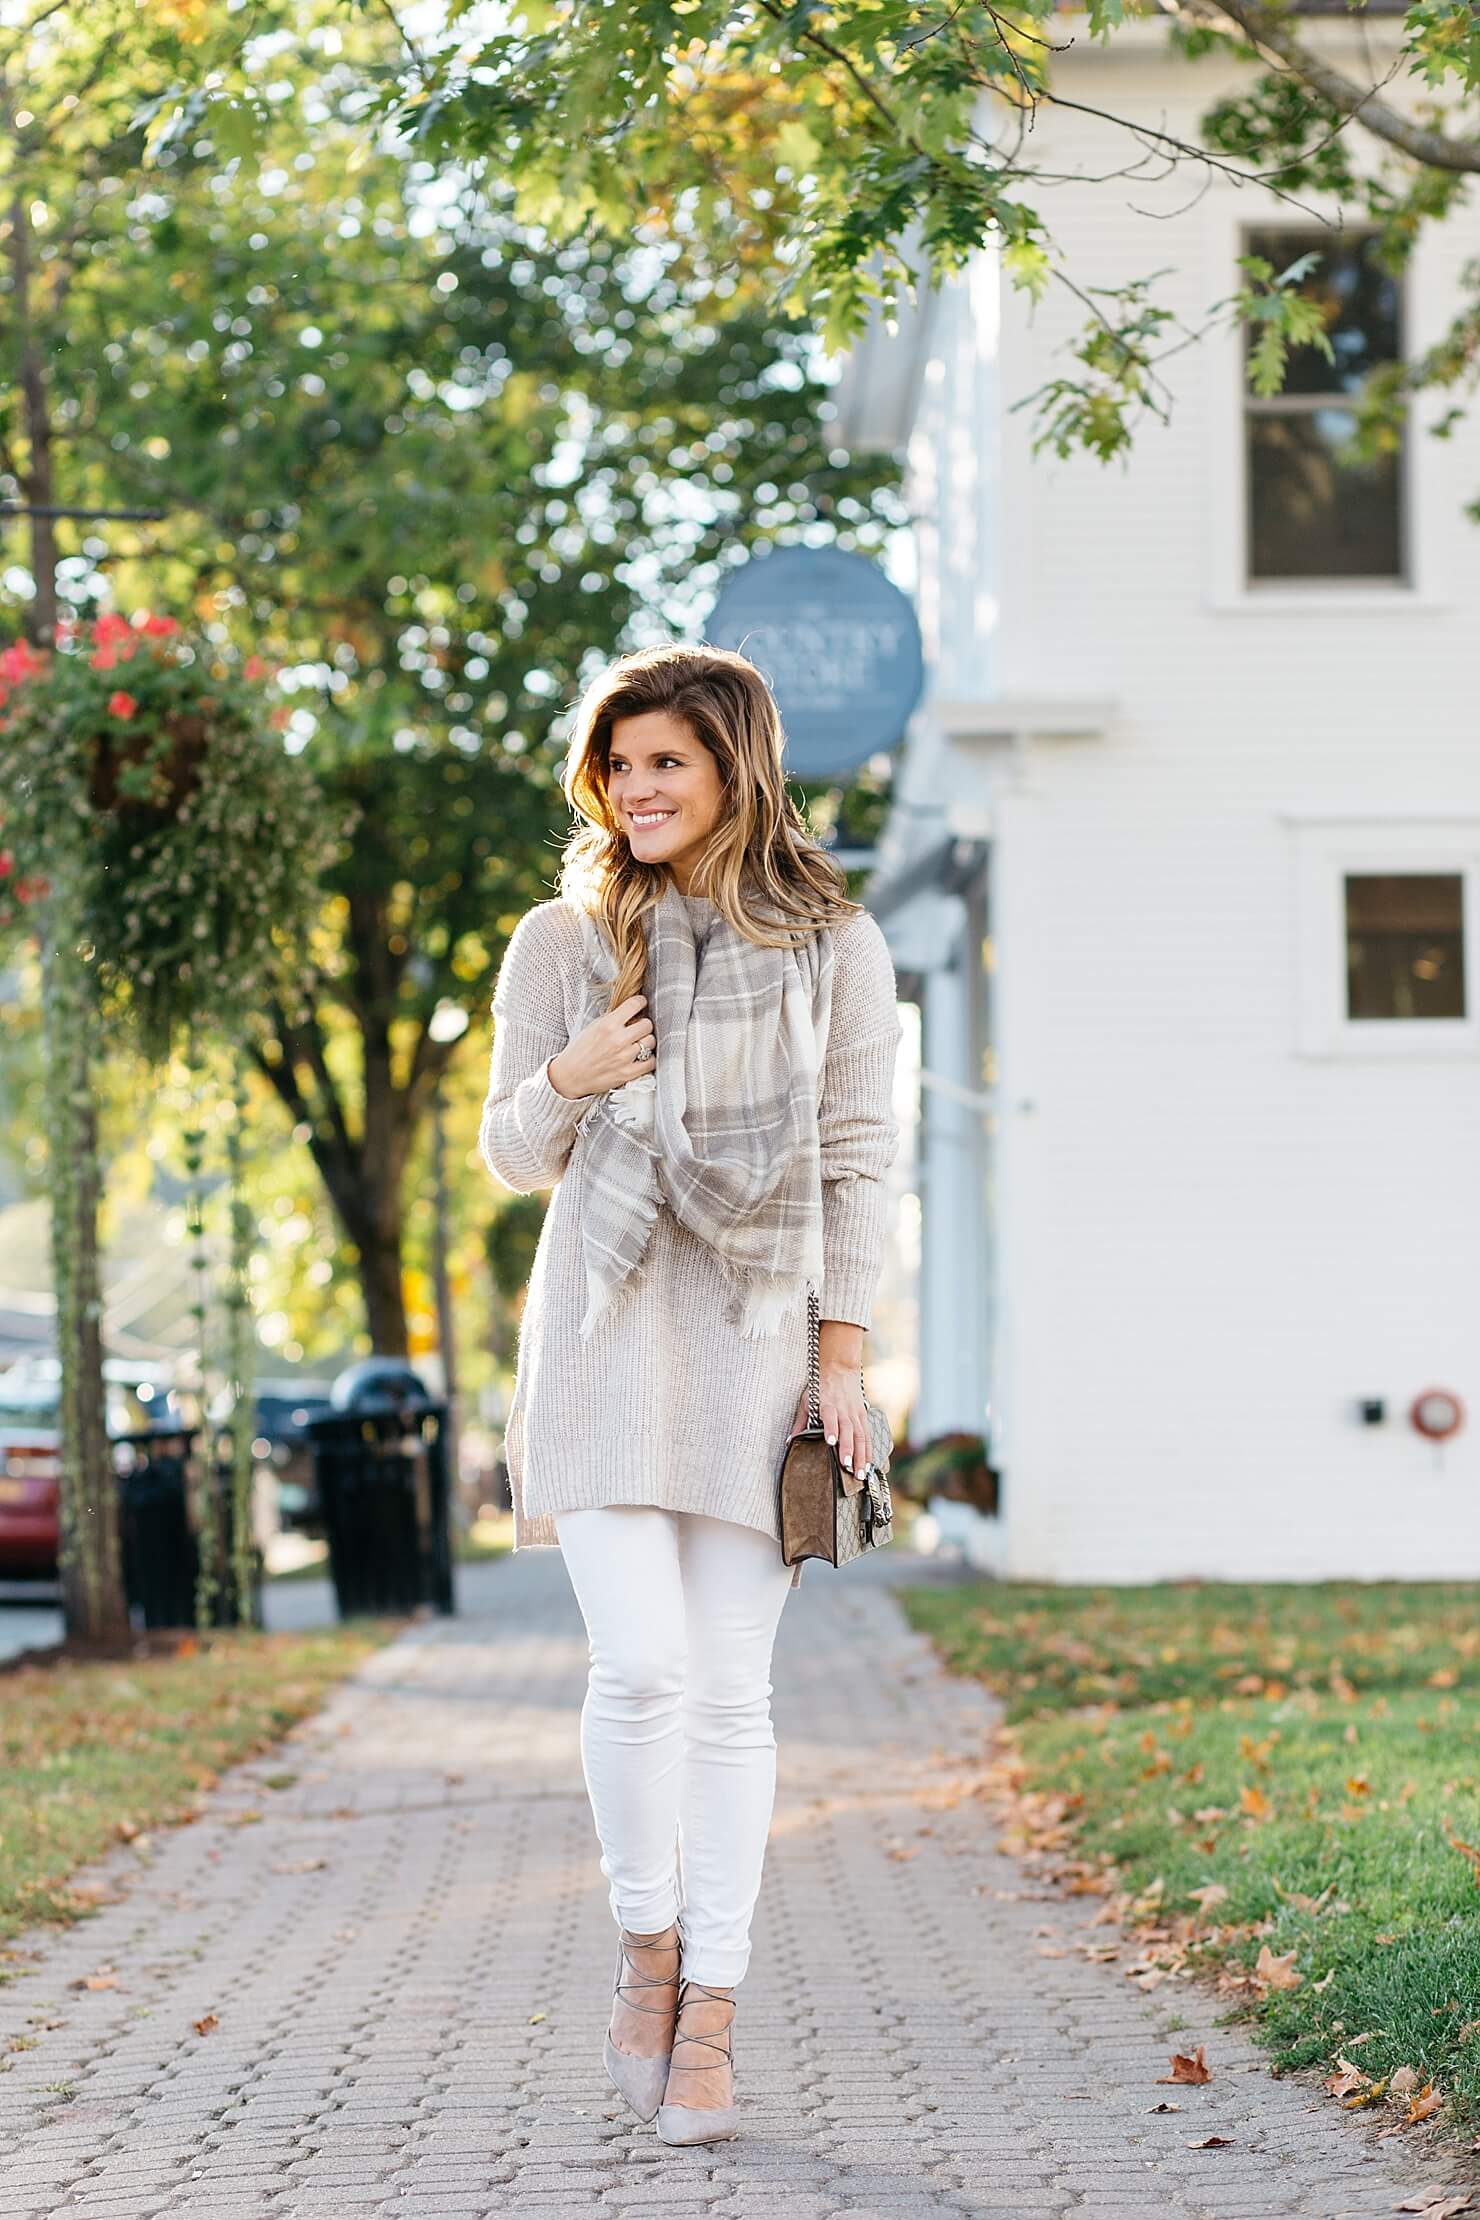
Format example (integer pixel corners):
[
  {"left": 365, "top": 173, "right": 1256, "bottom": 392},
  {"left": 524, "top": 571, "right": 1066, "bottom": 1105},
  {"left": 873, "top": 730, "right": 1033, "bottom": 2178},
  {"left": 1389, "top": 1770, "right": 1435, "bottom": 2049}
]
[{"left": 706, "top": 545, "right": 924, "bottom": 778}]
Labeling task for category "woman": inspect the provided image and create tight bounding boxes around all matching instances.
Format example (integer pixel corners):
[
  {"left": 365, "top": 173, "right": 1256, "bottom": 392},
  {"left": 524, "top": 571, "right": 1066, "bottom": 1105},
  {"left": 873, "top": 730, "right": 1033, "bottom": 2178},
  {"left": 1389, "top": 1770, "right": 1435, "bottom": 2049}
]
[{"left": 478, "top": 642, "right": 901, "bottom": 2146}]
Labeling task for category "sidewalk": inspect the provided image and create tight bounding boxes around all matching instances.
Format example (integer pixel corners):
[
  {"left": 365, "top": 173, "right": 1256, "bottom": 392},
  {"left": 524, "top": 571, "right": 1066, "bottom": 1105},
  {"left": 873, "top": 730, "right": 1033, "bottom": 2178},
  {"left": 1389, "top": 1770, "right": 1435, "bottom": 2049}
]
[{"left": 0, "top": 1542, "right": 1465, "bottom": 2220}]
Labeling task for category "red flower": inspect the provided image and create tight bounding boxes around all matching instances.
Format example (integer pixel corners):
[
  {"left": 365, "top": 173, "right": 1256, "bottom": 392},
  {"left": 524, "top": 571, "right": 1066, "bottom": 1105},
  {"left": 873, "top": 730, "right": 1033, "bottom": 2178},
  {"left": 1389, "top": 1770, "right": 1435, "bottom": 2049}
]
[
  {"left": 92, "top": 612, "right": 133, "bottom": 645},
  {"left": 243, "top": 655, "right": 268, "bottom": 681},
  {"left": 139, "top": 614, "right": 179, "bottom": 637},
  {"left": 0, "top": 640, "right": 44, "bottom": 685},
  {"left": 0, "top": 851, "right": 11, "bottom": 878},
  {"left": 108, "top": 690, "right": 139, "bottom": 719}
]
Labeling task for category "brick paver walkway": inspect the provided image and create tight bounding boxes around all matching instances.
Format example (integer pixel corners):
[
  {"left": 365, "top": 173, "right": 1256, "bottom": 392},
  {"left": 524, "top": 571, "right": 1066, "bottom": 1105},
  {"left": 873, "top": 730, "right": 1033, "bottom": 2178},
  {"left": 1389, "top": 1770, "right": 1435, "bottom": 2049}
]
[{"left": 0, "top": 1544, "right": 1469, "bottom": 2219}]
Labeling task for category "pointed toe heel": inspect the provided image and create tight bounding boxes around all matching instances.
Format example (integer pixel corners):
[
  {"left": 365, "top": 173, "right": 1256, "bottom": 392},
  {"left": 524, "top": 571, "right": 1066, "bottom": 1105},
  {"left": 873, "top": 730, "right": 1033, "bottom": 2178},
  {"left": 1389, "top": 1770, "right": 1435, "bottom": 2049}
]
[
  {"left": 655, "top": 2099, "right": 739, "bottom": 2145},
  {"left": 604, "top": 2030, "right": 671, "bottom": 2123},
  {"left": 655, "top": 1977, "right": 740, "bottom": 2146},
  {"left": 603, "top": 1927, "right": 680, "bottom": 2124}
]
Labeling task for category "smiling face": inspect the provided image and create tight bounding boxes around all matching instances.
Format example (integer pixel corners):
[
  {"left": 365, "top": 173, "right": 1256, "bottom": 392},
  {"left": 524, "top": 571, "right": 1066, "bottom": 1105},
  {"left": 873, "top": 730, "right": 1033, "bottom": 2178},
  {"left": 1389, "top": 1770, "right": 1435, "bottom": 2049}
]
[{"left": 607, "top": 708, "right": 728, "bottom": 894}]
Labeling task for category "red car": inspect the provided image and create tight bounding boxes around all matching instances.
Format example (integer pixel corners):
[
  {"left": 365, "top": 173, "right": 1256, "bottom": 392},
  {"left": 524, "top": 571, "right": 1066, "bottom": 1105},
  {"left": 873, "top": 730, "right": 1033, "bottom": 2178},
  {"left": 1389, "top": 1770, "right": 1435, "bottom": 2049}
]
[
  {"left": 0, "top": 1374, "right": 63, "bottom": 1575},
  {"left": 0, "top": 1367, "right": 145, "bottom": 1578}
]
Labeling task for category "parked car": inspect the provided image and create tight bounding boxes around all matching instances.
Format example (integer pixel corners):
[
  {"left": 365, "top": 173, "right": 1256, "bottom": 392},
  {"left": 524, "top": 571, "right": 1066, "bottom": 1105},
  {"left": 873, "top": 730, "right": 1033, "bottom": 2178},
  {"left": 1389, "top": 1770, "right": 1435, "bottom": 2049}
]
[
  {"left": 205, "top": 1375, "right": 334, "bottom": 1535},
  {"left": 0, "top": 1361, "right": 149, "bottom": 1579}
]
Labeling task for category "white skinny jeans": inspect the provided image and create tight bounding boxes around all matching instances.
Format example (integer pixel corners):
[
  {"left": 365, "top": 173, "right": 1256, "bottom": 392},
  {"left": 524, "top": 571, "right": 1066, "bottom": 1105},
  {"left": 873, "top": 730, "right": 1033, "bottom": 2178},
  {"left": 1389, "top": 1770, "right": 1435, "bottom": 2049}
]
[{"left": 553, "top": 1503, "right": 797, "bottom": 1987}]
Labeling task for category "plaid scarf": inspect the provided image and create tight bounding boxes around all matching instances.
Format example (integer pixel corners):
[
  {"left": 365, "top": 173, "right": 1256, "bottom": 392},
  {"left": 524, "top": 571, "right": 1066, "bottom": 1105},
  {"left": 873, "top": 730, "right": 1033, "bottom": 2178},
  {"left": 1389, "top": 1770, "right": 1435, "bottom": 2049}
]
[{"left": 570, "top": 877, "right": 836, "bottom": 1341}]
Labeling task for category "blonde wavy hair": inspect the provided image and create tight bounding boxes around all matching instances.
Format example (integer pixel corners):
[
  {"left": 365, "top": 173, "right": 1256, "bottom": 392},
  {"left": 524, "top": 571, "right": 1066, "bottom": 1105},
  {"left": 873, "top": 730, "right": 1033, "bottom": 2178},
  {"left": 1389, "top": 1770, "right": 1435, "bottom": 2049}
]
[{"left": 558, "top": 642, "right": 863, "bottom": 1010}]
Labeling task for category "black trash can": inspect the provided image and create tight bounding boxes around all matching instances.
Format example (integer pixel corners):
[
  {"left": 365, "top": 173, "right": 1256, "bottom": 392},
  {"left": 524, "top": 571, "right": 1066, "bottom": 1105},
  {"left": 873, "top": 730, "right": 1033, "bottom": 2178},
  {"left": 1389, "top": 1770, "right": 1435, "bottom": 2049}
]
[
  {"left": 305, "top": 1359, "right": 454, "bottom": 1620},
  {"left": 113, "top": 1425, "right": 264, "bottom": 1631}
]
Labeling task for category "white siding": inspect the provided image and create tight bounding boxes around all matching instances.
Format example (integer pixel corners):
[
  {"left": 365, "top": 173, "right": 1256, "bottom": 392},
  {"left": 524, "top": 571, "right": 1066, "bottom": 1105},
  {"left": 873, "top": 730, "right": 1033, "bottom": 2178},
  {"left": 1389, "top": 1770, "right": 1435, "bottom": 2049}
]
[{"left": 895, "top": 27, "right": 1480, "bottom": 1581}]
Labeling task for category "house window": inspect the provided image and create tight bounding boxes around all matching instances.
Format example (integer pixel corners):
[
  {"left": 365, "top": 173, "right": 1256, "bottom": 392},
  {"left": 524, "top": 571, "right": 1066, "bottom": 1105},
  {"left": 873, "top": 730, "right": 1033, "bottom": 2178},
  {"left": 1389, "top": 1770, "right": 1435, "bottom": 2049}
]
[
  {"left": 1345, "top": 874, "right": 1466, "bottom": 1020},
  {"left": 1244, "top": 228, "right": 1404, "bottom": 584},
  {"left": 1293, "top": 823, "right": 1479, "bottom": 1057}
]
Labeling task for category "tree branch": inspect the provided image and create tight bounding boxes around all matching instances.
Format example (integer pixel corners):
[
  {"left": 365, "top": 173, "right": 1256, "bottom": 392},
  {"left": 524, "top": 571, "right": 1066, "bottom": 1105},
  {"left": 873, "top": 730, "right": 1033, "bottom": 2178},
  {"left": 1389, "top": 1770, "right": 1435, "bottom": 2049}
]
[
  {"left": 1174, "top": 0, "right": 1480, "bottom": 173},
  {"left": 256, "top": 997, "right": 360, "bottom": 1194}
]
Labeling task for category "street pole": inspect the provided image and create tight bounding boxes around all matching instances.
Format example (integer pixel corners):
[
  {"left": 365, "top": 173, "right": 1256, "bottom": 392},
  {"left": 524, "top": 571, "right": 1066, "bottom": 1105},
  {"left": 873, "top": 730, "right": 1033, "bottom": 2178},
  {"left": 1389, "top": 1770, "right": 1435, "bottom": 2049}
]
[{"left": 426, "top": 1000, "right": 470, "bottom": 1513}]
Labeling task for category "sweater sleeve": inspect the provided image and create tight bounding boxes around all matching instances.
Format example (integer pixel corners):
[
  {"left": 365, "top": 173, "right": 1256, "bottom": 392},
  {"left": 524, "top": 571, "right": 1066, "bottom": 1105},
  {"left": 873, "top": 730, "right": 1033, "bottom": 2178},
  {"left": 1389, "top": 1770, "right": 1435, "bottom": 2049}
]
[
  {"left": 478, "top": 904, "right": 592, "bottom": 1196},
  {"left": 818, "top": 910, "right": 903, "bottom": 1330}
]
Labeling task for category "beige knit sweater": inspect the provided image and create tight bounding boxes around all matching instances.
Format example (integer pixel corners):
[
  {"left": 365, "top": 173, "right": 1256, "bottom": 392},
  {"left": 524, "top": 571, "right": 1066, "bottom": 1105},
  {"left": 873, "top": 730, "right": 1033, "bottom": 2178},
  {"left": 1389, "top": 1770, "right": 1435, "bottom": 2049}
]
[{"left": 478, "top": 889, "right": 902, "bottom": 1583}]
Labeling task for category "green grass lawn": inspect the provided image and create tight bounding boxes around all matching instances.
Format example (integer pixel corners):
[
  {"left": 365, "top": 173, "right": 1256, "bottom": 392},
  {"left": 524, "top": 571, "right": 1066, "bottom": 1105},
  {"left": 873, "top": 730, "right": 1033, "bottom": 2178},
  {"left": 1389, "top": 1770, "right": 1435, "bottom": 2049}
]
[
  {"left": 0, "top": 1625, "right": 394, "bottom": 1942},
  {"left": 898, "top": 1579, "right": 1480, "bottom": 2131}
]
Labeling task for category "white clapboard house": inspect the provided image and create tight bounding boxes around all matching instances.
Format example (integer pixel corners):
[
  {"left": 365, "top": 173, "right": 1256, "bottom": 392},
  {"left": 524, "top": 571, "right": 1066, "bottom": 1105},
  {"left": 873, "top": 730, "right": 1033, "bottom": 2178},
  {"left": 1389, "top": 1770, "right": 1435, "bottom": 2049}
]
[{"left": 841, "top": 6, "right": 1480, "bottom": 1581}]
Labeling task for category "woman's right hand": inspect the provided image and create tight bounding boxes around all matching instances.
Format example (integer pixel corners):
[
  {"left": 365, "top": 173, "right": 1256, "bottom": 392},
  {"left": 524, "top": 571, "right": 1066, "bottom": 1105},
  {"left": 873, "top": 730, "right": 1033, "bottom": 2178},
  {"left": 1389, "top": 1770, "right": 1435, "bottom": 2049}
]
[{"left": 547, "top": 993, "right": 655, "bottom": 1099}]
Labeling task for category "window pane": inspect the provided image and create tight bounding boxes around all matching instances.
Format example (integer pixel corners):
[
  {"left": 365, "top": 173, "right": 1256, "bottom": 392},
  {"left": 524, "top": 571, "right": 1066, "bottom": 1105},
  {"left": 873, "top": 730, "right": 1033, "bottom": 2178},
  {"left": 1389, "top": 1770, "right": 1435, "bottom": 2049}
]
[
  {"left": 1345, "top": 874, "right": 1466, "bottom": 1020},
  {"left": 1248, "top": 409, "right": 1401, "bottom": 580},
  {"left": 1245, "top": 229, "right": 1400, "bottom": 396}
]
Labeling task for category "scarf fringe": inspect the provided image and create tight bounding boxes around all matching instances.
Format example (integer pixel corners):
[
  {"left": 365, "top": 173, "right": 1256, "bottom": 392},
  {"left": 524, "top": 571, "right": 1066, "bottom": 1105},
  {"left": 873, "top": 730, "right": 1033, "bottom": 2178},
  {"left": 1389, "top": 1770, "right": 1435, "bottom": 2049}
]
[
  {"left": 580, "top": 1244, "right": 808, "bottom": 1344},
  {"left": 709, "top": 1245, "right": 811, "bottom": 1341},
  {"left": 579, "top": 1253, "right": 650, "bottom": 1342}
]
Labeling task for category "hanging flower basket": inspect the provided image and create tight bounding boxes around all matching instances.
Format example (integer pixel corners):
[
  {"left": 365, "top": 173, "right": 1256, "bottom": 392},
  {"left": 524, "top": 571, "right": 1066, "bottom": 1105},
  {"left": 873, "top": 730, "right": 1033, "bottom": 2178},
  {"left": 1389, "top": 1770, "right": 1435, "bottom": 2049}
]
[
  {"left": 0, "top": 611, "right": 338, "bottom": 1058},
  {"left": 87, "top": 708, "right": 210, "bottom": 817}
]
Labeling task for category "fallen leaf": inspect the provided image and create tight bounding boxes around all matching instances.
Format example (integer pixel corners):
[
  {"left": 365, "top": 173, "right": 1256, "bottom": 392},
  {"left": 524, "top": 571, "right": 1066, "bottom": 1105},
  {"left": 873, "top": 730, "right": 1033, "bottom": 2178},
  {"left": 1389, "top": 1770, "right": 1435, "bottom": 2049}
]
[
  {"left": 1402, "top": 2083, "right": 1443, "bottom": 2127},
  {"left": 1159, "top": 2045, "right": 1213, "bottom": 2085},
  {"left": 1442, "top": 1825, "right": 1480, "bottom": 1886},
  {"left": 70, "top": 1971, "right": 118, "bottom": 1992},
  {"left": 1187, "top": 2134, "right": 1234, "bottom": 2148},
  {"left": 1393, "top": 2192, "right": 1473, "bottom": 2217},
  {"left": 1326, "top": 2059, "right": 1373, "bottom": 2100},
  {"left": 528, "top": 2011, "right": 546, "bottom": 2024},
  {"left": 1239, "top": 1785, "right": 1272, "bottom": 1821},
  {"left": 268, "top": 1858, "right": 328, "bottom": 1876},
  {"left": 1255, "top": 1944, "right": 1302, "bottom": 1992},
  {"left": 1147, "top": 2100, "right": 1182, "bottom": 2113},
  {"left": 1344, "top": 2076, "right": 1392, "bottom": 2110},
  {"left": 193, "top": 2013, "right": 219, "bottom": 2036}
]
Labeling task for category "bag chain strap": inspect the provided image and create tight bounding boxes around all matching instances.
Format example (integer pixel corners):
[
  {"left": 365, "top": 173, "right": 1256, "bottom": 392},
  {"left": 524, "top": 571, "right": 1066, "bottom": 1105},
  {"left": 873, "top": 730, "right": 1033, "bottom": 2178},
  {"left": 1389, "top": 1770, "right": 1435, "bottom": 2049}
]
[{"left": 805, "top": 1280, "right": 867, "bottom": 1431}]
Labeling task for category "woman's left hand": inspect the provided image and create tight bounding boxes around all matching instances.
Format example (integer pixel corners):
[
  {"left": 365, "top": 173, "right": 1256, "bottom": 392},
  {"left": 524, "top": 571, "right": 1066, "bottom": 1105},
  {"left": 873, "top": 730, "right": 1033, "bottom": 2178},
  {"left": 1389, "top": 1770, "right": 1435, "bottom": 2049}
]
[{"left": 788, "top": 1360, "right": 870, "bottom": 1478}]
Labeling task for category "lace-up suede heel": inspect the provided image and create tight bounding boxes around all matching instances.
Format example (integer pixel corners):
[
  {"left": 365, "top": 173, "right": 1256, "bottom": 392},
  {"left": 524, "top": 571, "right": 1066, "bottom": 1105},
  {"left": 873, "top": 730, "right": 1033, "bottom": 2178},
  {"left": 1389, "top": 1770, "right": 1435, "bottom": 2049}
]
[
  {"left": 603, "top": 1927, "right": 681, "bottom": 2123},
  {"left": 656, "top": 1978, "right": 739, "bottom": 2145}
]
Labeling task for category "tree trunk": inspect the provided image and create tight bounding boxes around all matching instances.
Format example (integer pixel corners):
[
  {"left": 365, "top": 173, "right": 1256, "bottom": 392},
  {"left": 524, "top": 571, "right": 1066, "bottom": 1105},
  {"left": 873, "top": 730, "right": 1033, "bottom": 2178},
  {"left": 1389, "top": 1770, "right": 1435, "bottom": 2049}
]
[
  {"left": 18, "top": 179, "right": 125, "bottom": 1645},
  {"left": 428, "top": 1076, "right": 461, "bottom": 1486},
  {"left": 358, "top": 1215, "right": 411, "bottom": 1356},
  {"left": 41, "top": 942, "right": 128, "bottom": 1646}
]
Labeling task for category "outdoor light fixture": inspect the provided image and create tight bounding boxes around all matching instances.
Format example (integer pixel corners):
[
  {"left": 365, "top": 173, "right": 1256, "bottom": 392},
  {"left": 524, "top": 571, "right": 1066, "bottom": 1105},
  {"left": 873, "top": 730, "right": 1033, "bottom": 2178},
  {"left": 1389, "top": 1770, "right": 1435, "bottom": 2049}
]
[{"left": 1409, "top": 1388, "right": 1465, "bottom": 1443}]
